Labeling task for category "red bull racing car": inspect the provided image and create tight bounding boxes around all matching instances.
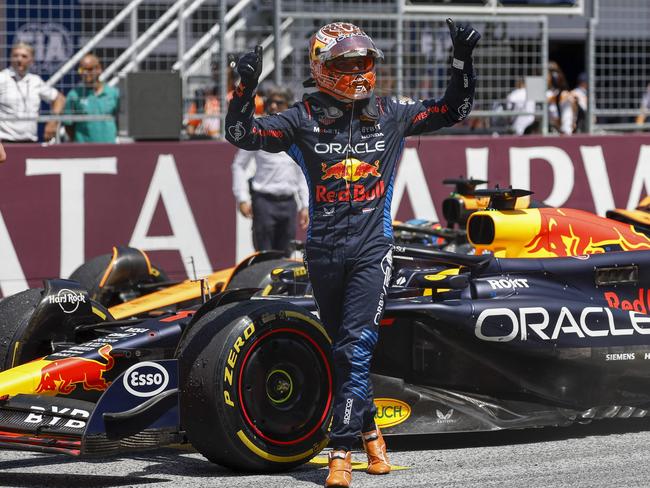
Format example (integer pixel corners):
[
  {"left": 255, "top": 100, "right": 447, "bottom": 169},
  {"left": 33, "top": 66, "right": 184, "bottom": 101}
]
[
  {"left": 0, "top": 239, "right": 650, "bottom": 471},
  {"left": 0, "top": 184, "right": 648, "bottom": 471},
  {"left": 64, "top": 184, "right": 650, "bottom": 319}
]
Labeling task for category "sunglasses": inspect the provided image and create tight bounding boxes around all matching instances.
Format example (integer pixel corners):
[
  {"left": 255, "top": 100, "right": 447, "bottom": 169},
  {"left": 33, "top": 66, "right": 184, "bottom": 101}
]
[
  {"left": 326, "top": 56, "right": 374, "bottom": 74},
  {"left": 267, "top": 98, "right": 288, "bottom": 106},
  {"left": 78, "top": 66, "right": 100, "bottom": 74}
]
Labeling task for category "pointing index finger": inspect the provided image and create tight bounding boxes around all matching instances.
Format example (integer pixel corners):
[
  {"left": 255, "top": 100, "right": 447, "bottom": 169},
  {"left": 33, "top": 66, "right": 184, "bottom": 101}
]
[{"left": 446, "top": 18, "right": 456, "bottom": 37}]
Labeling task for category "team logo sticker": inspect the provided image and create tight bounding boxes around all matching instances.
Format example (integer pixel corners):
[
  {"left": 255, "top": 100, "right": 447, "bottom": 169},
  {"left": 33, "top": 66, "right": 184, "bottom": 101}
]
[
  {"left": 436, "top": 408, "right": 457, "bottom": 424},
  {"left": 36, "top": 344, "right": 114, "bottom": 395},
  {"left": 47, "top": 288, "right": 87, "bottom": 314},
  {"left": 123, "top": 361, "right": 170, "bottom": 398}
]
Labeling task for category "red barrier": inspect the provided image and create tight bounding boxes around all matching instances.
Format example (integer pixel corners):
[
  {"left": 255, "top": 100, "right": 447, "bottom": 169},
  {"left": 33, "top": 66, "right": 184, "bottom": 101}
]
[{"left": 0, "top": 135, "right": 648, "bottom": 297}]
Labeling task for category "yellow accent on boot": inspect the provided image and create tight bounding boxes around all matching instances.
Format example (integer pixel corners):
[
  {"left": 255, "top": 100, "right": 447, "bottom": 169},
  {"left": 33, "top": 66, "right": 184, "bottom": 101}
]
[
  {"left": 362, "top": 427, "right": 391, "bottom": 475},
  {"left": 325, "top": 450, "right": 352, "bottom": 488}
]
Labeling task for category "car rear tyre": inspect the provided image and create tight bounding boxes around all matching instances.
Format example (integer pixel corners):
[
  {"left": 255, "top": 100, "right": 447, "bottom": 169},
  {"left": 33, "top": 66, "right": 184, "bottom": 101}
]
[{"left": 178, "top": 300, "right": 332, "bottom": 472}]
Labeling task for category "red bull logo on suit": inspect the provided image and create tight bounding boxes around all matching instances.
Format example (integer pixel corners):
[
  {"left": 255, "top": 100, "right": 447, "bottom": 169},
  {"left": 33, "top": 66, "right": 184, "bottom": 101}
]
[{"left": 317, "top": 159, "right": 384, "bottom": 203}]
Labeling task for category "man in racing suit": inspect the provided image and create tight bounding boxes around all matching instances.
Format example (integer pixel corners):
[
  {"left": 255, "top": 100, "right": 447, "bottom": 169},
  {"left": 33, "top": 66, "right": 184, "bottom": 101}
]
[{"left": 225, "top": 20, "right": 479, "bottom": 488}]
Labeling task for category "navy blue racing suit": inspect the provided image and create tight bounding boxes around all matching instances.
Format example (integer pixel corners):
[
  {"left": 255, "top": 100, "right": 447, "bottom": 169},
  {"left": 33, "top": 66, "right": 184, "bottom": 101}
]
[{"left": 225, "top": 62, "right": 476, "bottom": 449}]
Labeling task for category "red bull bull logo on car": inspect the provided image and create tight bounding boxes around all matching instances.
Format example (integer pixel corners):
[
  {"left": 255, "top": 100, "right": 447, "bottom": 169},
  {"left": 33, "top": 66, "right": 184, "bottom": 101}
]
[
  {"left": 524, "top": 208, "right": 650, "bottom": 257},
  {"left": 35, "top": 344, "right": 115, "bottom": 395},
  {"left": 317, "top": 159, "right": 384, "bottom": 202}
]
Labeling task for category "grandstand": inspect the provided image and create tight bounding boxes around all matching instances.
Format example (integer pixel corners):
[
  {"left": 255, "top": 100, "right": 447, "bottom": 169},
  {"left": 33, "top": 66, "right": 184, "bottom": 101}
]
[
  {"left": 0, "top": 0, "right": 649, "bottom": 294},
  {"left": 1, "top": 0, "right": 649, "bottom": 138}
]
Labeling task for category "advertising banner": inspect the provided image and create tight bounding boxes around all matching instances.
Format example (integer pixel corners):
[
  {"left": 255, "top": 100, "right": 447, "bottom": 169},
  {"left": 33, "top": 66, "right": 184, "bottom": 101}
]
[
  {"left": 0, "top": 134, "right": 648, "bottom": 297},
  {"left": 5, "top": 0, "right": 79, "bottom": 78}
]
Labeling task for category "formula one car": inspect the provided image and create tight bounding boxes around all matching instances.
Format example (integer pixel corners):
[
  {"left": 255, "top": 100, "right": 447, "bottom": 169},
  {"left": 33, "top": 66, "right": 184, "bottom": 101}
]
[
  {"left": 67, "top": 186, "right": 650, "bottom": 321},
  {"left": 392, "top": 177, "right": 490, "bottom": 252},
  {"left": 0, "top": 245, "right": 649, "bottom": 472},
  {"left": 67, "top": 246, "right": 304, "bottom": 320}
]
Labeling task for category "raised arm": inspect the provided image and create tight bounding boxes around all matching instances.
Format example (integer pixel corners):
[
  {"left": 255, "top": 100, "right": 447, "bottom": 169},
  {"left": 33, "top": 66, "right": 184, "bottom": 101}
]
[
  {"left": 225, "top": 46, "right": 299, "bottom": 153},
  {"left": 401, "top": 19, "right": 480, "bottom": 136}
]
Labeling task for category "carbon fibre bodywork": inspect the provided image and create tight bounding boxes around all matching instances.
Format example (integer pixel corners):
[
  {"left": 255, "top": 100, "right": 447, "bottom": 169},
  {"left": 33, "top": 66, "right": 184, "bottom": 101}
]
[{"left": 369, "top": 249, "right": 650, "bottom": 434}]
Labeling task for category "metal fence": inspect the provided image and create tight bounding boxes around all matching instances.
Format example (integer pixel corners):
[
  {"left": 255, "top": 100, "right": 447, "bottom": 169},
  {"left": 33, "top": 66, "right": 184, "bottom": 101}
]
[
  {"left": 590, "top": 0, "right": 650, "bottom": 131},
  {"left": 0, "top": 0, "right": 647, "bottom": 140},
  {"left": 265, "top": 12, "right": 548, "bottom": 136}
]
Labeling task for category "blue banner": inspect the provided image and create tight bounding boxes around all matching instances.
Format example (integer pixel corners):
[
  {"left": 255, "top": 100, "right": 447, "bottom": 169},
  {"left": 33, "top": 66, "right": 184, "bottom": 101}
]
[{"left": 5, "top": 0, "right": 80, "bottom": 82}]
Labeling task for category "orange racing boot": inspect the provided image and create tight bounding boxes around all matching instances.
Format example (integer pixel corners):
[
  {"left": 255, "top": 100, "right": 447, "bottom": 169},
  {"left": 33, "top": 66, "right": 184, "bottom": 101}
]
[
  {"left": 362, "top": 426, "right": 391, "bottom": 475},
  {"left": 325, "top": 449, "right": 352, "bottom": 488}
]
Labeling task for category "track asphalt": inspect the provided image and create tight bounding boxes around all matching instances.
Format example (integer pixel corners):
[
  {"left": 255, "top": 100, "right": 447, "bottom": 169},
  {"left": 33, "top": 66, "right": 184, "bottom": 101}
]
[{"left": 2, "top": 419, "right": 650, "bottom": 487}]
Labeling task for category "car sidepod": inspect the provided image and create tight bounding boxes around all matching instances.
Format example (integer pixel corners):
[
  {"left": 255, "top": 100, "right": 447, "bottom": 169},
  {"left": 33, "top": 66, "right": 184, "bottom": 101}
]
[{"left": 370, "top": 250, "right": 650, "bottom": 436}]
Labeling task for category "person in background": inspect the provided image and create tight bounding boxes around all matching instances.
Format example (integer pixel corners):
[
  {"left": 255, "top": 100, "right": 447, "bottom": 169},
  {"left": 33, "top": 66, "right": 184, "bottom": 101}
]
[
  {"left": 571, "top": 72, "right": 588, "bottom": 133},
  {"left": 63, "top": 54, "right": 119, "bottom": 143},
  {"left": 0, "top": 142, "right": 5, "bottom": 162},
  {"left": 635, "top": 83, "right": 650, "bottom": 128},
  {"left": 547, "top": 61, "right": 576, "bottom": 135},
  {"left": 63, "top": 54, "right": 120, "bottom": 143},
  {"left": 0, "top": 42, "right": 65, "bottom": 142},
  {"left": 506, "top": 78, "right": 536, "bottom": 135},
  {"left": 231, "top": 87, "right": 309, "bottom": 253}
]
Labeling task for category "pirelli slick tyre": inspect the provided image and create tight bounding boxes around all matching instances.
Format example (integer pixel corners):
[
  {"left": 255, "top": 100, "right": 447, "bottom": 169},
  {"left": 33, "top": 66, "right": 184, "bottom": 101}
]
[
  {"left": 178, "top": 300, "right": 333, "bottom": 472},
  {"left": 0, "top": 289, "right": 43, "bottom": 370}
]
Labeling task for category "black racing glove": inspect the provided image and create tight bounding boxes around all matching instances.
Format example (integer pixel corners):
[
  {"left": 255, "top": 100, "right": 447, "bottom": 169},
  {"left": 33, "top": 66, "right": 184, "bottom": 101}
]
[
  {"left": 446, "top": 18, "right": 481, "bottom": 66},
  {"left": 236, "top": 45, "right": 263, "bottom": 92}
]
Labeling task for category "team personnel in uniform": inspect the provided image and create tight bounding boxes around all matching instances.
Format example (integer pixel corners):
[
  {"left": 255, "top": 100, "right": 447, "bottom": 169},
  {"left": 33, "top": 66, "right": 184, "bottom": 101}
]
[{"left": 225, "top": 20, "right": 480, "bottom": 488}]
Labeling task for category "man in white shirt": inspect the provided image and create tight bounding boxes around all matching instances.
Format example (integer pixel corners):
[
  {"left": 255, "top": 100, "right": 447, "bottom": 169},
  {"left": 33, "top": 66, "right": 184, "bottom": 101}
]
[
  {"left": 231, "top": 87, "right": 309, "bottom": 253},
  {"left": 0, "top": 42, "right": 65, "bottom": 142}
]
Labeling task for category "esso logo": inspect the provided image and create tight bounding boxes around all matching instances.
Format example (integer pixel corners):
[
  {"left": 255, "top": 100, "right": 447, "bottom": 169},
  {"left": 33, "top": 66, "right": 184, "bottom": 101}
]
[{"left": 123, "top": 362, "right": 169, "bottom": 398}]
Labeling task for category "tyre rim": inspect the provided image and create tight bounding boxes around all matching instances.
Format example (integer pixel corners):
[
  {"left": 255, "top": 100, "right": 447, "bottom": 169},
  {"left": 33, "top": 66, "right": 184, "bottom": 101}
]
[{"left": 238, "top": 327, "right": 332, "bottom": 446}]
